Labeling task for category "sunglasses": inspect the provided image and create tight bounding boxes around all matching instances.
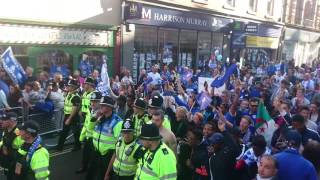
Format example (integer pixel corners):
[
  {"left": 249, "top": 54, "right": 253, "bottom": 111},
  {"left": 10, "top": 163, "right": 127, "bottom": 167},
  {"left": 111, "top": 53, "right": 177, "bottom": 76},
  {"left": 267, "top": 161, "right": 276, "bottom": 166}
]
[{"left": 250, "top": 104, "right": 258, "bottom": 107}]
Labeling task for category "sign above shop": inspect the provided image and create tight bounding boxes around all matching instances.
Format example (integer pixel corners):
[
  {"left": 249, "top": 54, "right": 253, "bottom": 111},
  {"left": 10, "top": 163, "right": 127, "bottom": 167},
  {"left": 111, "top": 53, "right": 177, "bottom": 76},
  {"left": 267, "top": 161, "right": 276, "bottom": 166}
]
[
  {"left": 246, "top": 35, "right": 279, "bottom": 49},
  {"left": 125, "top": 3, "right": 233, "bottom": 32},
  {"left": 245, "top": 23, "right": 258, "bottom": 34},
  {"left": 0, "top": 24, "right": 113, "bottom": 47}
]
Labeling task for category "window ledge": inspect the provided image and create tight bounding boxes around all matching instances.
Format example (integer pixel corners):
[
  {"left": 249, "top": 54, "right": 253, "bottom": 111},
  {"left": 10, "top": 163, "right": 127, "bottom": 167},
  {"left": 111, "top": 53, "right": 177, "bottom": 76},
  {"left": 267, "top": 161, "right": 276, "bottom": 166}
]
[
  {"left": 265, "top": 14, "right": 274, "bottom": 19},
  {"left": 223, "top": 4, "right": 235, "bottom": 10},
  {"left": 247, "top": 10, "right": 257, "bottom": 15}
]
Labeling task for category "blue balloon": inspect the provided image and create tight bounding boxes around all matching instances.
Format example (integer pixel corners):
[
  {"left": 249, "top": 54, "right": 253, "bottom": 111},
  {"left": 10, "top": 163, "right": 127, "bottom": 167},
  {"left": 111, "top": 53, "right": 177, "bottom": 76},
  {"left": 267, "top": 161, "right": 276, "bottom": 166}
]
[
  {"left": 217, "top": 55, "right": 223, "bottom": 61},
  {"left": 0, "top": 80, "right": 9, "bottom": 96}
]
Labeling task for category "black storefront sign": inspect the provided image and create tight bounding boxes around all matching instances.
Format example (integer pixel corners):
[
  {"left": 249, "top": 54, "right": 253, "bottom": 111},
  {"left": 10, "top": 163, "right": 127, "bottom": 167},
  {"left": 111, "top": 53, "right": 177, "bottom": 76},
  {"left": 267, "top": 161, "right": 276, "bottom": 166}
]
[
  {"left": 245, "top": 23, "right": 258, "bottom": 34},
  {"left": 125, "top": 3, "right": 233, "bottom": 32}
]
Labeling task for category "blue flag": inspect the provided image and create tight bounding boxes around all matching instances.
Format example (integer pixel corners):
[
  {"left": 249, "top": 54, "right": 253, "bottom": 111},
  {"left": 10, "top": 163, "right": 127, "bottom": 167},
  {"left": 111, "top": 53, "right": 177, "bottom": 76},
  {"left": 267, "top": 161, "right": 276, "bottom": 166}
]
[
  {"left": 211, "top": 64, "right": 237, "bottom": 88},
  {"left": 1, "top": 47, "right": 26, "bottom": 86}
]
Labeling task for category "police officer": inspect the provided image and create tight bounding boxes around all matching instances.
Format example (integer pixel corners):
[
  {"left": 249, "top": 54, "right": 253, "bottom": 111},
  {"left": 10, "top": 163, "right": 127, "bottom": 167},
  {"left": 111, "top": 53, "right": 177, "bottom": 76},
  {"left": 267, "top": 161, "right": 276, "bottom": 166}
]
[
  {"left": 147, "top": 96, "right": 171, "bottom": 130},
  {"left": 86, "top": 95, "right": 123, "bottom": 180},
  {"left": 80, "top": 77, "right": 96, "bottom": 120},
  {"left": 104, "top": 118, "right": 144, "bottom": 180},
  {"left": 0, "top": 112, "right": 24, "bottom": 180},
  {"left": 57, "top": 79, "right": 81, "bottom": 151},
  {"left": 135, "top": 124, "right": 177, "bottom": 180},
  {"left": 14, "top": 120, "right": 50, "bottom": 180},
  {"left": 77, "top": 91, "right": 102, "bottom": 174},
  {"left": 132, "top": 98, "right": 149, "bottom": 137}
]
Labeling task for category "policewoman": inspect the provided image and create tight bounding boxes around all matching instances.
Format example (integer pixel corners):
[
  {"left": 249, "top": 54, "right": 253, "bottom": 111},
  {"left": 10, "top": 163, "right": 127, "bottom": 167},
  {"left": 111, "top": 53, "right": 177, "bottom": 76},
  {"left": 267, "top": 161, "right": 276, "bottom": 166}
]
[
  {"left": 77, "top": 91, "right": 102, "bottom": 174},
  {"left": 135, "top": 124, "right": 177, "bottom": 180},
  {"left": 132, "top": 98, "right": 149, "bottom": 137},
  {"left": 104, "top": 118, "right": 144, "bottom": 180},
  {"left": 80, "top": 77, "right": 96, "bottom": 120},
  {"left": 86, "top": 96, "right": 123, "bottom": 180},
  {"left": 14, "top": 121, "right": 50, "bottom": 180},
  {"left": 57, "top": 79, "right": 81, "bottom": 151},
  {"left": 0, "top": 112, "right": 24, "bottom": 180}
]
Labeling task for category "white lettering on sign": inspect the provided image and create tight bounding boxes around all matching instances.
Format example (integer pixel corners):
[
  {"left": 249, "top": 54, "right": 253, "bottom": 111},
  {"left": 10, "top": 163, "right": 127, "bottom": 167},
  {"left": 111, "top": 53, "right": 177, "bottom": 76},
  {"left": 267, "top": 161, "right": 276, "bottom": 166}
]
[
  {"left": 142, "top": 8, "right": 151, "bottom": 19},
  {"left": 0, "top": 24, "right": 112, "bottom": 46}
]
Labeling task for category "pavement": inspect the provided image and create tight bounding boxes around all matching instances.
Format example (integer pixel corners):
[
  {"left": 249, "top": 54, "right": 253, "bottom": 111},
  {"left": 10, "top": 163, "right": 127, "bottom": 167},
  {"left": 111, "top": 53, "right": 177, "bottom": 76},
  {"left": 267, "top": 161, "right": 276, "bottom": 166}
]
[{"left": 1, "top": 132, "right": 87, "bottom": 180}]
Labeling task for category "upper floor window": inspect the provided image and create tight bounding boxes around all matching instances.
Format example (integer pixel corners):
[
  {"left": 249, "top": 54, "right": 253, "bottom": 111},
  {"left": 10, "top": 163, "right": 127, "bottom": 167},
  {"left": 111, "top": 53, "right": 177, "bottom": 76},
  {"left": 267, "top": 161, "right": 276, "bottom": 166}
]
[
  {"left": 267, "top": 0, "right": 274, "bottom": 16},
  {"left": 249, "top": 0, "right": 258, "bottom": 12},
  {"left": 226, "top": 0, "right": 235, "bottom": 7}
]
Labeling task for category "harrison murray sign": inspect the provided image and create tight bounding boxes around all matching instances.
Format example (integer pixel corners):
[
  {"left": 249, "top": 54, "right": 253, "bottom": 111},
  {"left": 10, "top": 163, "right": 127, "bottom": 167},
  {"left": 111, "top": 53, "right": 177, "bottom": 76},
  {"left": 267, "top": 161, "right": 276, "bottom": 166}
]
[
  {"left": 126, "top": 3, "right": 233, "bottom": 32},
  {"left": 143, "top": 9, "right": 208, "bottom": 27}
]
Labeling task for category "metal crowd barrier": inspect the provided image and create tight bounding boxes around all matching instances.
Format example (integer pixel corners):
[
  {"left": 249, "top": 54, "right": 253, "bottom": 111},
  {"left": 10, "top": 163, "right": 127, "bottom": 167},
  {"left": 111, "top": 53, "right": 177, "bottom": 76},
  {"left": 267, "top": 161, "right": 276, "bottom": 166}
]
[
  {"left": 26, "top": 107, "right": 64, "bottom": 136},
  {"left": 0, "top": 105, "right": 64, "bottom": 136}
]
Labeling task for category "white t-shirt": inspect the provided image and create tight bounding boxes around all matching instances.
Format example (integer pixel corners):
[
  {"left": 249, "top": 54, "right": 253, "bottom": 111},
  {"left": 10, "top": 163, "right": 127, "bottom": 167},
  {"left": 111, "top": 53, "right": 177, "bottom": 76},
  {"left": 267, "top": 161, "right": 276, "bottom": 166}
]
[{"left": 147, "top": 72, "right": 162, "bottom": 85}]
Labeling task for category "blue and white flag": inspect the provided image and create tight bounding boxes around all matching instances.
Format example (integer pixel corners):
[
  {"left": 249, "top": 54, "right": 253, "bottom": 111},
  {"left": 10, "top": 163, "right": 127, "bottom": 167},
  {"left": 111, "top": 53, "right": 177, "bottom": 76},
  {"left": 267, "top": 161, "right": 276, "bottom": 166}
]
[
  {"left": 197, "top": 91, "right": 212, "bottom": 110},
  {"left": 211, "top": 64, "right": 237, "bottom": 88},
  {"left": 97, "top": 56, "right": 110, "bottom": 96},
  {"left": 1, "top": 47, "right": 26, "bottom": 86}
]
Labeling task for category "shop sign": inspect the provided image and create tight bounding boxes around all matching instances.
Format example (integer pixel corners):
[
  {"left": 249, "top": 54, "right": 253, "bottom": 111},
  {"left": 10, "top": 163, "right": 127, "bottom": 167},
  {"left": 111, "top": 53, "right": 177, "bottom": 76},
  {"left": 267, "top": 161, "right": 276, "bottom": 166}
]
[
  {"left": 125, "top": 3, "right": 233, "bottom": 32},
  {"left": 245, "top": 23, "right": 258, "bottom": 34},
  {"left": 0, "top": 24, "right": 113, "bottom": 47},
  {"left": 246, "top": 36, "right": 279, "bottom": 49},
  {"left": 233, "top": 21, "right": 282, "bottom": 38}
]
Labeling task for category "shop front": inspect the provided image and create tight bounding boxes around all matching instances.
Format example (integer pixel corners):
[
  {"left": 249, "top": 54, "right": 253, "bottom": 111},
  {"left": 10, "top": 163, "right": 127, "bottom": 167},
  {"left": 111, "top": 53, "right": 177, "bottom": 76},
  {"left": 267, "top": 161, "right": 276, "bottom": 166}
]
[
  {"left": 231, "top": 21, "right": 282, "bottom": 68},
  {"left": 123, "top": 2, "right": 233, "bottom": 82},
  {"left": 283, "top": 28, "right": 320, "bottom": 66},
  {"left": 0, "top": 23, "right": 115, "bottom": 77}
]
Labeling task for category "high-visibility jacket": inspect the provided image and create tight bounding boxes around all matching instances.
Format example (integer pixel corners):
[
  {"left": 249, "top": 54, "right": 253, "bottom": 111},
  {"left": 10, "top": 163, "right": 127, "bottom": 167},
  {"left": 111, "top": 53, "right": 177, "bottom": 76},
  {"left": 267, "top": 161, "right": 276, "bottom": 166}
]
[
  {"left": 135, "top": 142, "right": 177, "bottom": 180},
  {"left": 79, "top": 108, "right": 98, "bottom": 141},
  {"left": 90, "top": 113, "right": 122, "bottom": 155},
  {"left": 17, "top": 145, "right": 50, "bottom": 180},
  {"left": 113, "top": 139, "right": 142, "bottom": 176},
  {"left": 0, "top": 127, "right": 24, "bottom": 151},
  {"left": 132, "top": 113, "right": 149, "bottom": 137},
  {"left": 81, "top": 91, "right": 93, "bottom": 113},
  {"left": 64, "top": 92, "right": 80, "bottom": 115}
]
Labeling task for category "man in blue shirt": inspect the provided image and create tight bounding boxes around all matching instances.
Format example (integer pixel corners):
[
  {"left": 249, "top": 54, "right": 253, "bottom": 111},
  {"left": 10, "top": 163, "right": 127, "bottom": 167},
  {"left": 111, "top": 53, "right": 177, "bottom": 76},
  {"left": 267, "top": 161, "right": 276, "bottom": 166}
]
[
  {"left": 274, "top": 129, "right": 318, "bottom": 180},
  {"left": 291, "top": 114, "right": 320, "bottom": 145}
]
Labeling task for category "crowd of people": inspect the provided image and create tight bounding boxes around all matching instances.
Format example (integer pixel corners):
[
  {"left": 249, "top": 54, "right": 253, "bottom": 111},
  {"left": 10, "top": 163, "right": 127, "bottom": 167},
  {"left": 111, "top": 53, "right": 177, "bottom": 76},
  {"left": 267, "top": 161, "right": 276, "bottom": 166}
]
[{"left": 0, "top": 58, "right": 320, "bottom": 180}]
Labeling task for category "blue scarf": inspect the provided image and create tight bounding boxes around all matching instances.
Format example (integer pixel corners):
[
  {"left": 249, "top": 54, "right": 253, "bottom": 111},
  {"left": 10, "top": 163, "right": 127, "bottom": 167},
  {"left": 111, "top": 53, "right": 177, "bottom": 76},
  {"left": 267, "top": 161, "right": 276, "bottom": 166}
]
[{"left": 26, "top": 136, "right": 42, "bottom": 166}]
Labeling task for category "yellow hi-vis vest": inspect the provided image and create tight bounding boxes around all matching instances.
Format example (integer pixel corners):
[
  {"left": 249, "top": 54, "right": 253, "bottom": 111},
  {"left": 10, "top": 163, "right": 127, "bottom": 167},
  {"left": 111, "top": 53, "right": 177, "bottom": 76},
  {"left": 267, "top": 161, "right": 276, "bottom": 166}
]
[
  {"left": 135, "top": 142, "right": 177, "bottom": 180},
  {"left": 17, "top": 146, "right": 50, "bottom": 180},
  {"left": 132, "top": 113, "right": 149, "bottom": 137},
  {"left": 113, "top": 139, "right": 141, "bottom": 176},
  {"left": 79, "top": 110, "right": 95, "bottom": 141},
  {"left": 64, "top": 93, "right": 79, "bottom": 115},
  {"left": 91, "top": 113, "right": 123, "bottom": 155},
  {"left": 81, "top": 91, "right": 93, "bottom": 113}
]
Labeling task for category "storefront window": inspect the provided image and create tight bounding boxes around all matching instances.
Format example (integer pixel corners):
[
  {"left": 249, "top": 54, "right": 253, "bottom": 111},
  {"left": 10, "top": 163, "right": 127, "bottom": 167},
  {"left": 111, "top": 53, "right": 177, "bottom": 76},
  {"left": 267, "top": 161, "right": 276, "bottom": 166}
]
[
  {"left": 212, "top": 32, "right": 224, "bottom": 56},
  {"left": 179, "top": 30, "right": 197, "bottom": 67},
  {"left": 244, "top": 48, "right": 272, "bottom": 68},
  {"left": 79, "top": 51, "right": 104, "bottom": 77},
  {"left": 134, "top": 25, "right": 158, "bottom": 77},
  {"left": 198, "top": 32, "right": 212, "bottom": 66},
  {"left": 37, "top": 50, "right": 72, "bottom": 77},
  {"left": 158, "top": 28, "right": 178, "bottom": 66}
]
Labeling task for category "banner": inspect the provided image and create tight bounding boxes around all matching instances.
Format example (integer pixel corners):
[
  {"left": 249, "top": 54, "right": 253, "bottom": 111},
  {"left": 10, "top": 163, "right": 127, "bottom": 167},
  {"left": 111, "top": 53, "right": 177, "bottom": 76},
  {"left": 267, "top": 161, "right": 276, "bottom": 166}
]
[
  {"left": 1, "top": 47, "right": 26, "bottom": 86},
  {"left": 97, "top": 55, "right": 110, "bottom": 96}
]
